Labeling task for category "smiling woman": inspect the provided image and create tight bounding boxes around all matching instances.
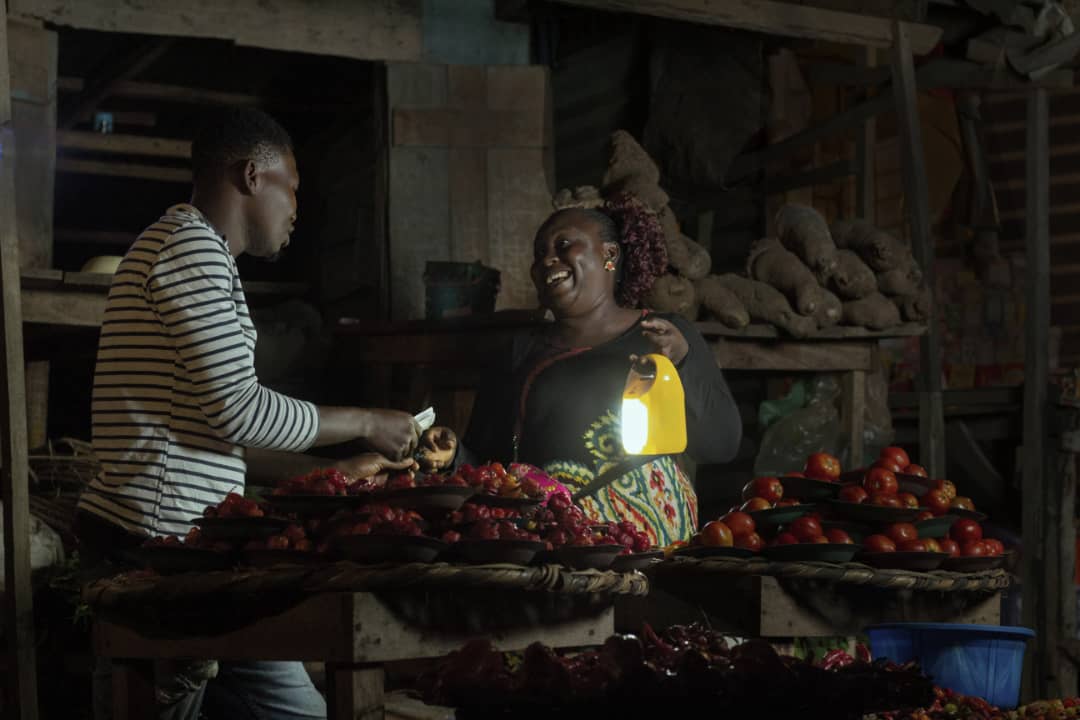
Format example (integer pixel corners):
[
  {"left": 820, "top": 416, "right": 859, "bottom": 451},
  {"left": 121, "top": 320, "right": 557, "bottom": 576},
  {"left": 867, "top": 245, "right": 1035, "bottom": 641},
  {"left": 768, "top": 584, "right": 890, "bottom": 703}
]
[{"left": 418, "top": 193, "right": 743, "bottom": 546}]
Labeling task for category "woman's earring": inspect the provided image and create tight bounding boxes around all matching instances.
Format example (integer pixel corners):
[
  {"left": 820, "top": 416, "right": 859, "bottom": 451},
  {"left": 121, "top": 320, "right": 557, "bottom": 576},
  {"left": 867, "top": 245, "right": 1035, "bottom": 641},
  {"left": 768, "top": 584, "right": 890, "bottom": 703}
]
[{"left": 604, "top": 259, "right": 616, "bottom": 272}]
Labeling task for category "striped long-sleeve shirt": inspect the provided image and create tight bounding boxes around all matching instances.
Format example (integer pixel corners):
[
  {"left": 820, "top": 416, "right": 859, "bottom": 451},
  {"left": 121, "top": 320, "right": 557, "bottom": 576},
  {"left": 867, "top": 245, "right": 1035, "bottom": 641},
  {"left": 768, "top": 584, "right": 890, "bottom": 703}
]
[{"left": 78, "top": 204, "right": 319, "bottom": 537}]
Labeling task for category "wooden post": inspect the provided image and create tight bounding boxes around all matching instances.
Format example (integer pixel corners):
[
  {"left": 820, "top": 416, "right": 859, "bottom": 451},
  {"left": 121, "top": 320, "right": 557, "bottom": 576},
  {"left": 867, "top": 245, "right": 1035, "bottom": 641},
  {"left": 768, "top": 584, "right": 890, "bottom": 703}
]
[
  {"left": 0, "top": 11, "right": 39, "bottom": 720},
  {"left": 856, "top": 47, "right": 876, "bottom": 223},
  {"left": 842, "top": 370, "right": 867, "bottom": 467},
  {"left": 1022, "top": 86, "right": 1052, "bottom": 701},
  {"left": 325, "top": 664, "right": 385, "bottom": 720},
  {"left": 890, "top": 19, "right": 945, "bottom": 477}
]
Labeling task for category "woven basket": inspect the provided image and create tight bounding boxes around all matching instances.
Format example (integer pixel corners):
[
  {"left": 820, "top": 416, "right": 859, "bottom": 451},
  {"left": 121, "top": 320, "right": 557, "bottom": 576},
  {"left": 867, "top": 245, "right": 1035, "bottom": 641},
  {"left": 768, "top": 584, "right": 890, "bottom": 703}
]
[{"left": 28, "top": 437, "right": 99, "bottom": 493}]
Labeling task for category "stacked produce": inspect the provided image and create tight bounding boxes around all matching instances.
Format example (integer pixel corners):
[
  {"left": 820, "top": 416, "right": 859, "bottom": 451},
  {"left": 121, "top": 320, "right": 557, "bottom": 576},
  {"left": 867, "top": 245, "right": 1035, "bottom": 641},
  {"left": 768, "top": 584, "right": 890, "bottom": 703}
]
[
  {"left": 866, "top": 688, "right": 1080, "bottom": 720},
  {"left": 417, "top": 623, "right": 935, "bottom": 717}
]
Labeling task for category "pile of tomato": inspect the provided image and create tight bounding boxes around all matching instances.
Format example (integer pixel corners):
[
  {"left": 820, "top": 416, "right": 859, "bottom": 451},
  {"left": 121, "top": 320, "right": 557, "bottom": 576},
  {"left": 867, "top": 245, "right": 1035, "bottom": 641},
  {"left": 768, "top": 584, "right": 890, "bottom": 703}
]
[{"left": 864, "top": 687, "right": 1080, "bottom": 720}]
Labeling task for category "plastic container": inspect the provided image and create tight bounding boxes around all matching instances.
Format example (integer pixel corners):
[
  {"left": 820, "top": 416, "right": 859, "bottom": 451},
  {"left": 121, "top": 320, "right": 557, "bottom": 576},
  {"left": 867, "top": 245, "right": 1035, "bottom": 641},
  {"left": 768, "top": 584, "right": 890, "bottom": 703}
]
[
  {"left": 424, "top": 261, "right": 500, "bottom": 320},
  {"left": 866, "top": 623, "right": 1034, "bottom": 708}
]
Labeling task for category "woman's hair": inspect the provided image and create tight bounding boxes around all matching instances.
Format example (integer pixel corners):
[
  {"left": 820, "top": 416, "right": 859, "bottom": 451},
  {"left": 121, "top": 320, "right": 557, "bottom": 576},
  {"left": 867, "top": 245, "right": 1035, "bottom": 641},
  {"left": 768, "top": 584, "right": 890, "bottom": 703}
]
[{"left": 576, "top": 192, "right": 668, "bottom": 307}]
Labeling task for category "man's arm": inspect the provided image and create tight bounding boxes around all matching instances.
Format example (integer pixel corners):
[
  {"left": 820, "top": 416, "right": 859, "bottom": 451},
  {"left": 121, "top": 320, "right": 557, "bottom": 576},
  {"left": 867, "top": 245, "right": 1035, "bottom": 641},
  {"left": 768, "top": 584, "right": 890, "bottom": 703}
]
[{"left": 245, "top": 448, "right": 417, "bottom": 488}]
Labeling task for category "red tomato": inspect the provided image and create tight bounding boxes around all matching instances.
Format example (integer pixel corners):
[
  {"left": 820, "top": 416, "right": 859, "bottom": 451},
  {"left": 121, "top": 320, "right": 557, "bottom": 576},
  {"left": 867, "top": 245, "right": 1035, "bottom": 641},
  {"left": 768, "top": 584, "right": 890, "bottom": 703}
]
[
  {"left": 983, "top": 539, "right": 1005, "bottom": 557},
  {"left": 789, "top": 516, "right": 824, "bottom": 543},
  {"left": 873, "top": 458, "right": 905, "bottom": 474},
  {"left": 885, "top": 522, "right": 918, "bottom": 544},
  {"left": 870, "top": 493, "right": 902, "bottom": 508},
  {"left": 950, "top": 518, "right": 983, "bottom": 545},
  {"left": 915, "top": 510, "right": 935, "bottom": 522},
  {"left": 734, "top": 532, "right": 764, "bottom": 552},
  {"left": 923, "top": 538, "right": 942, "bottom": 553},
  {"left": 720, "top": 511, "right": 756, "bottom": 538},
  {"left": 825, "top": 529, "right": 854, "bottom": 545},
  {"left": 864, "top": 534, "right": 897, "bottom": 553},
  {"left": 804, "top": 452, "right": 841, "bottom": 481},
  {"left": 897, "top": 492, "right": 919, "bottom": 509},
  {"left": 700, "top": 521, "right": 733, "bottom": 547},
  {"left": 785, "top": 472, "right": 806, "bottom": 478},
  {"left": 811, "top": 535, "right": 830, "bottom": 544},
  {"left": 962, "top": 541, "right": 988, "bottom": 557},
  {"left": 776, "top": 498, "right": 801, "bottom": 507},
  {"left": 838, "top": 485, "right": 869, "bottom": 504},
  {"left": 863, "top": 468, "right": 898, "bottom": 495},
  {"left": 935, "top": 479, "right": 957, "bottom": 500},
  {"left": 741, "top": 497, "right": 773, "bottom": 512},
  {"left": 898, "top": 539, "right": 929, "bottom": 553},
  {"left": 905, "top": 464, "right": 929, "bottom": 478},
  {"left": 773, "top": 532, "right": 799, "bottom": 546},
  {"left": 950, "top": 496, "right": 976, "bottom": 512},
  {"left": 742, "top": 477, "right": 784, "bottom": 504},
  {"left": 880, "top": 446, "right": 911, "bottom": 469},
  {"left": 922, "top": 489, "right": 951, "bottom": 516},
  {"left": 939, "top": 538, "right": 960, "bottom": 558}
]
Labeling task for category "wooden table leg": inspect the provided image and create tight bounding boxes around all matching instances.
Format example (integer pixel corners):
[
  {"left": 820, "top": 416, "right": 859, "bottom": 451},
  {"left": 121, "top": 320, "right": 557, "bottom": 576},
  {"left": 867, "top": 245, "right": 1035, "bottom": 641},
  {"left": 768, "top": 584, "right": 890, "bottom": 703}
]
[
  {"left": 112, "top": 659, "right": 155, "bottom": 720},
  {"left": 325, "top": 663, "right": 384, "bottom": 720},
  {"left": 841, "top": 369, "right": 866, "bottom": 466}
]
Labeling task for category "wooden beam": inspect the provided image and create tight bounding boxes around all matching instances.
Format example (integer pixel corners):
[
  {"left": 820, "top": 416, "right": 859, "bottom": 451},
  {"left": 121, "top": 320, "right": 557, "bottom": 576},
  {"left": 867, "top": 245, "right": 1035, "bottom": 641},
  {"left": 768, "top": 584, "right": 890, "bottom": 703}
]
[
  {"left": 59, "top": 76, "right": 262, "bottom": 107},
  {"left": 11, "top": 0, "right": 424, "bottom": 62},
  {"left": 20, "top": 287, "right": 106, "bottom": 327},
  {"left": 74, "top": 109, "right": 157, "bottom": 128},
  {"left": 56, "top": 129, "right": 190, "bottom": 158},
  {"left": 59, "top": 37, "right": 175, "bottom": 130},
  {"left": 891, "top": 19, "right": 945, "bottom": 478},
  {"left": 555, "top": 0, "right": 942, "bottom": 53},
  {"left": 0, "top": 11, "right": 39, "bottom": 719},
  {"left": 56, "top": 157, "right": 191, "bottom": 183},
  {"left": 856, "top": 46, "right": 877, "bottom": 222}
]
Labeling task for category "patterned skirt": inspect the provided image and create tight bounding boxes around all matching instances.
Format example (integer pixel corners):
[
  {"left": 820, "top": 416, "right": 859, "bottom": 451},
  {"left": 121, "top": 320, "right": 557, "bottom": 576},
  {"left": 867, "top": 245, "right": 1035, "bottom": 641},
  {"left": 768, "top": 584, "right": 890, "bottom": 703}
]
[{"left": 544, "top": 455, "right": 698, "bottom": 547}]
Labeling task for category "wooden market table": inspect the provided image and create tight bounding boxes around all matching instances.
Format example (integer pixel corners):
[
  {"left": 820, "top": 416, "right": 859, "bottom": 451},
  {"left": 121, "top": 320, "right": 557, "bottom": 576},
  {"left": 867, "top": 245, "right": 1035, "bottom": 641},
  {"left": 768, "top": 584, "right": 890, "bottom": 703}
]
[{"left": 85, "top": 561, "right": 646, "bottom": 720}]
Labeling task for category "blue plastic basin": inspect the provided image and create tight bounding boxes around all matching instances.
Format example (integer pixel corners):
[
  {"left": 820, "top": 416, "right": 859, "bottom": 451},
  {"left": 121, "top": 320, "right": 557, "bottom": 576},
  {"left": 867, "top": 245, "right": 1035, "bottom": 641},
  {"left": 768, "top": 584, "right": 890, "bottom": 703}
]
[{"left": 866, "top": 623, "right": 1034, "bottom": 709}]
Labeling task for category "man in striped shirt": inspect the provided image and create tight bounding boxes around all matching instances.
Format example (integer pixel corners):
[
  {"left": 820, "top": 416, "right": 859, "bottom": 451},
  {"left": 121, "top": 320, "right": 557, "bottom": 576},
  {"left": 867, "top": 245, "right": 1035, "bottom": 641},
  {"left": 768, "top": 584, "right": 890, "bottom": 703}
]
[{"left": 76, "top": 108, "right": 414, "bottom": 719}]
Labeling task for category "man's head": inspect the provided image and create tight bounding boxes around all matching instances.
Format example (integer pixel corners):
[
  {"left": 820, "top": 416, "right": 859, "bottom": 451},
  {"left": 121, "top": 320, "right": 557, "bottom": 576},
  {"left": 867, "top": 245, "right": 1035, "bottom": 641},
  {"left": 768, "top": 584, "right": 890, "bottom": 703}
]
[{"left": 191, "top": 108, "right": 298, "bottom": 258}]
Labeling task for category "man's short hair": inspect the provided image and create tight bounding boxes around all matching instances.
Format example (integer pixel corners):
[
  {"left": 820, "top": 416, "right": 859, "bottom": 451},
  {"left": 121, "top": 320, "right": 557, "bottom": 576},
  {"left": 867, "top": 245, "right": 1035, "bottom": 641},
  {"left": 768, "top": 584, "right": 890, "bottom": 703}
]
[{"left": 191, "top": 107, "right": 293, "bottom": 182}]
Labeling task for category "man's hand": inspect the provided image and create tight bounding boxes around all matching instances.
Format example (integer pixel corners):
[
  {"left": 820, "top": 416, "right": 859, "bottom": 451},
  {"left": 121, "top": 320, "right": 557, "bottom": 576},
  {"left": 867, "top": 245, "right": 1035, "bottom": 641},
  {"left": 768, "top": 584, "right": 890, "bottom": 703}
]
[
  {"left": 357, "top": 409, "right": 421, "bottom": 461},
  {"left": 641, "top": 316, "right": 689, "bottom": 364},
  {"left": 416, "top": 426, "right": 458, "bottom": 472},
  {"left": 334, "top": 453, "right": 416, "bottom": 483}
]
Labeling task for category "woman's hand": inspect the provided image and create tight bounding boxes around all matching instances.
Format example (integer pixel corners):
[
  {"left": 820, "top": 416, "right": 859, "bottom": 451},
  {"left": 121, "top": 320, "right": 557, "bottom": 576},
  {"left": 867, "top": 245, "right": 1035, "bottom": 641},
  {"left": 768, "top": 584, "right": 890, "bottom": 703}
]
[
  {"left": 641, "top": 317, "right": 689, "bottom": 364},
  {"left": 416, "top": 426, "right": 458, "bottom": 472},
  {"left": 333, "top": 453, "right": 416, "bottom": 483}
]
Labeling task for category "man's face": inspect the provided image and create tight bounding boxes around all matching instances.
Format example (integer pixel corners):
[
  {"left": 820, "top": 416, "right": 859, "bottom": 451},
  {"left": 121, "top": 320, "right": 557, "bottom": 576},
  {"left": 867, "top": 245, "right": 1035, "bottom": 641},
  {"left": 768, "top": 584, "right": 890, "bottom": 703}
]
[{"left": 246, "top": 150, "right": 298, "bottom": 259}]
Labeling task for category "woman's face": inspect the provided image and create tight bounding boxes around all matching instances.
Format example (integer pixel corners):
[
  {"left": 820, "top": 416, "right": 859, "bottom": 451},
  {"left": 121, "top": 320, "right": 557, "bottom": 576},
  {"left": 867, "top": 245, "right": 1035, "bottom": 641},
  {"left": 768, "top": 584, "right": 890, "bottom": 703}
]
[{"left": 531, "top": 210, "right": 618, "bottom": 317}]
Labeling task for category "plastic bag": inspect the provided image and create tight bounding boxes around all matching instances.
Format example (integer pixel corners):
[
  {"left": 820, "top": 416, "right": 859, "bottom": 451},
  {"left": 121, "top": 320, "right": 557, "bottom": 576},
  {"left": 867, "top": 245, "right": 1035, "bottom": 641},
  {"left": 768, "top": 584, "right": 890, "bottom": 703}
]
[{"left": 754, "top": 376, "right": 842, "bottom": 476}]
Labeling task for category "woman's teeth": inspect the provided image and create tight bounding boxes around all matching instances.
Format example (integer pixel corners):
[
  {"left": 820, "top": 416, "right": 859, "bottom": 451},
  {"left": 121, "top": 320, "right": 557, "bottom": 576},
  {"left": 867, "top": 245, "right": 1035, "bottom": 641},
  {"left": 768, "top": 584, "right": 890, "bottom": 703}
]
[{"left": 546, "top": 270, "right": 570, "bottom": 286}]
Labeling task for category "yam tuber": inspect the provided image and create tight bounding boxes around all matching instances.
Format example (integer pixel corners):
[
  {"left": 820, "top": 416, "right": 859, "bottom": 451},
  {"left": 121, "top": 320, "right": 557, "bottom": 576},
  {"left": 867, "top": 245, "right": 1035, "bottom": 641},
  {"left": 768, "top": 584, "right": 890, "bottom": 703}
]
[
  {"left": 829, "top": 218, "right": 909, "bottom": 272},
  {"left": 605, "top": 175, "right": 670, "bottom": 214},
  {"left": 841, "top": 292, "right": 902, "bottom": 330},
  {"left": 602, "top": 129, "right": 661, "bottom": 187},
  {"left": 552, "top": 185, "right": 604, "bottom": 211},
  {"left": 746, "top": 237, "right": 820, "bottom": 316},
  {"left": 775, "top": 204, "right": 839, "bottom": 279},
  {"left": 715, "top": 274, "right": 817, "bottom": 338},
  {"left": 827, "top": 249, "right": 877, "bottom": 300},
  {"left": 667, "top": 233, "right": 711, "bottom": 280},
  {"left": 876, "top": 256, "right": 923, "bottom": 297},
  {"left": 644, "top": 273, "right": 698, "bottom": 321},
  {"left": 695, "top": 275, "right": 750, "bottom": 329},
  {"left": 897, "top": 286, "right": 932, "bottom": 322},
  {"left": 658, "top": 207, "right": 680, "bottom": 244},
  {"left": 810, "top": 286, "right": 842, "bottom": 329}
]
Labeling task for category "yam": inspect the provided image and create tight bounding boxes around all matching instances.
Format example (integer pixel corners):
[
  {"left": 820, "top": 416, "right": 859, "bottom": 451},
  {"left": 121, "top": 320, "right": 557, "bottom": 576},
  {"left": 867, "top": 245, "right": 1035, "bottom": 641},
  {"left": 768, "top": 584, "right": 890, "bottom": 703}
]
[
  {"left": 602, "top": 129, "right": 661, "bottom": 187},
  {"left": 810, "top": 286, "right": 842, "bottom": 329},
  {"left": 829, "top": 218, "right": 908, "bottom": 272},
  {"left": 695, "top": 275, "right": 750, "bottom": 329},
  {"left": 746, "top": 237, "right": 820, "bottom": 316},
  {"left": 644, "top": 273, "right": 699, "bottom": 321},
  {"left": 828, "top": 249, "right": 877, "bottom": 300},
  {"left": 775, "top": 204, "right": 839, "bottom": 279},
  {"left": 715, "top": 274, "right": 817, "bottom": 338},
  {"left": 841, "top": 292, "right": 902, "bottom": 330},
  {"left": 876, "top": 256, "right": 923, "bottom": 297},
  {"left": 658, "top": 207, "right": 680, "bottom": 244},
  {"left": 897, "top": 286, "right": 932, "bottom": 322},
  {"left": 605, "top": 175, "right": 669, "bottom": 214},
  {"left": 552, "top": 185, "right": 604, "bottom": 211},
  {"left": 667, "top": 233, "right": 711, "bottom": 280}
]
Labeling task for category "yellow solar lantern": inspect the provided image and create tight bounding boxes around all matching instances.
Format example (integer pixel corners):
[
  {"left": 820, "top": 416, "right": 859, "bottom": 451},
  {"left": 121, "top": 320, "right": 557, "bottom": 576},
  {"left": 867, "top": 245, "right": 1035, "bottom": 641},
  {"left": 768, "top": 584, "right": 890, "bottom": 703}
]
[{"left": 621, "top": 353, "right": 687, "bottom": 455}]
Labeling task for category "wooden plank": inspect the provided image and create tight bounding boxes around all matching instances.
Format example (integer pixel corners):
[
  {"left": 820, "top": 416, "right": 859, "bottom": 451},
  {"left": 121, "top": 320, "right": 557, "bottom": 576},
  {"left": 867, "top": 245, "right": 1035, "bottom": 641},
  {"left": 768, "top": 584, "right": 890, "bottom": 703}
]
[
  {"left": 56, "top": 129, "right": 190, "bottom": 158},
  {"left": 60, "top": 37, "right": 175, "bottom": 130},
  {"left": 695, "top": 321, "right": 926, "bottom": 339},
  {"left": 556, "top": 0, "right": 942, "bottom": 53},
  {"left": 11, "top": 0, "right": 424, "bottom": 62},
  {"left": 59, "top": 75, "right": 262, "bottom": 107},
  {"left": 325, "top": 665, "right": 384, "bottom": 720},
  {"left": 56, "top": 157, "right": 190, "bottom": 183},
  {"left": 1022, "top": 86, "right": 1052, "bottom": 702},
  {"left": 20, "top": 287, "right": 105, "bottom": 326},
  {"left": 24, "top": 361, "right": 48, "bottom": 450},
  {"left": 9, "top": 22, "right": 56, "bottom": 271},
  {"left": 447, "top": 65, "right": 485, "bottom": 109},
  {"left": 0, "top": 9, "right": 39, "bottom": 715},
  {"left": 712, "top": 338, "right": 874, "bottom": 371},
  {"left": 842, "top": 369, "right": 867, "bottom": 466},
  {"left": 891, "top": 19, "right": 945, "bottom": 478},
  {"left": 393, "top": 108, "right": 546, "bottom": 148},
  {"left": 857, "top": 46, "right": 877, "bottom": 222}
]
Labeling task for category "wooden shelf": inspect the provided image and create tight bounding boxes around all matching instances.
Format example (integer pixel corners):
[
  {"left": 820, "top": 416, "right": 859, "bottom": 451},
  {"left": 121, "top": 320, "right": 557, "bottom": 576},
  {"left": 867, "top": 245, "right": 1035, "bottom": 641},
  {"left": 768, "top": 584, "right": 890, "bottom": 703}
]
[{"left": 697, "top": 321, "right": 928, "bottom": 340}]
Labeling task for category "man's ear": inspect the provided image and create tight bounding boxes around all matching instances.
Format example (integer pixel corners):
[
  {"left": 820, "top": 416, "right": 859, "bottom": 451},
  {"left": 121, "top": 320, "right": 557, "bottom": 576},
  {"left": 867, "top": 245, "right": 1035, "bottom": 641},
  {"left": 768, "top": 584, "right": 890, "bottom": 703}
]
[{"left": 239, "top": 159, "right": 260, "bottom": 195}]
